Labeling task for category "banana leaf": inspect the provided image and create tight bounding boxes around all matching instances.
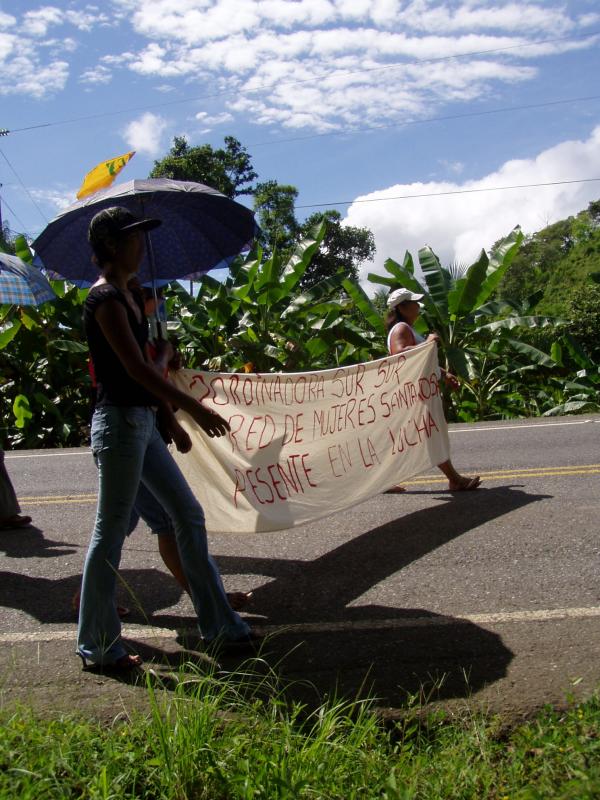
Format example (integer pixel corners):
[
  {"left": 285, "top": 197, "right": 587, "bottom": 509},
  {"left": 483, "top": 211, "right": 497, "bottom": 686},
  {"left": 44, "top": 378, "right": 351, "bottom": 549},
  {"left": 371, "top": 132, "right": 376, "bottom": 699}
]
[
  {"left": 279, "top": 221, "right": 325, "bottom": 294},
  {"left": 341, "top": 278, "right": 385, "bottom": 335},
  {"left": 418, "top": 246, "right": 451, "bottom": 317},
  {"left": 473, "top": 315, "right": 562, "bottom": 334},
  {"left": 471, "top": 226, "right": 523, "bottom": 309},
  {"left": 447, "top": 249, "right": 488, "bottom": 317},
  {"left": 504, "top": 338, "right": 556, "bottom": 367},
  {"left": 14, "top": 235, "right": 33, "bottom": 264}
]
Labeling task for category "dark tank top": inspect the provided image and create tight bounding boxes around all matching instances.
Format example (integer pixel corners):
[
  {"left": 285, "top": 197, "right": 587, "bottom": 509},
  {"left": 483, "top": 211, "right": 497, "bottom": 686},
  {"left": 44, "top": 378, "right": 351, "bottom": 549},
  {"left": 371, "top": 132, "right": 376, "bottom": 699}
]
[{"left": 83, "top": 284, "right": 158, "bottom": 408}]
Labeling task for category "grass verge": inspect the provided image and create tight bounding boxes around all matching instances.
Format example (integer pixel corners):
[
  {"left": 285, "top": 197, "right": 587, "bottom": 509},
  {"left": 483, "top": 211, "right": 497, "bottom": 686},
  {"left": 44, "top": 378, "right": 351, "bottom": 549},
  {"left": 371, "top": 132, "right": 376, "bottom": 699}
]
[{"left": 0, "top": 660, "right": 598, "bottom": 799}]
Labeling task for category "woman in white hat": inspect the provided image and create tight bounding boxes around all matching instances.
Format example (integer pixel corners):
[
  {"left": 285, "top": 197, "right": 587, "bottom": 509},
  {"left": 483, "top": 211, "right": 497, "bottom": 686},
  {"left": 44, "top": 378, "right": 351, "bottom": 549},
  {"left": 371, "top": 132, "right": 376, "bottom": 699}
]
[{"left": 385, "top": 288, "right": 481, "bottom": 493}]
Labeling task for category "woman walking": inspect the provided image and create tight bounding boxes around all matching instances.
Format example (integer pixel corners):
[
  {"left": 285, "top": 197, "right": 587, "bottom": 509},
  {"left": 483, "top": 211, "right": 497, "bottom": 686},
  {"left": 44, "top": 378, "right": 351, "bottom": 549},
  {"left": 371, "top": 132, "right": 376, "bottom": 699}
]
[
  {"left": 77, "top": 206, "right": 254, "bottom": 669},
  {"left": 386, "top": 287, "right": 480, "bottom": 493}
]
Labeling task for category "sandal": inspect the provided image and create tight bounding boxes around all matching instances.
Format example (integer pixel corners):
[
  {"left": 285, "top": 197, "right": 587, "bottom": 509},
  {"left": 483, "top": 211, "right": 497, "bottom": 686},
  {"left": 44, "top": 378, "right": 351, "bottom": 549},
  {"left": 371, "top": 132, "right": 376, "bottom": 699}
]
[
  {"left": 77, "top": 651, "right": 142, "bottom": 671},
  {"left": 449, "top": 476, "right": 481, "bottom": 492},
  {"left": 0, "top": 514, "right": 32, "bottom": 529},
  {"left": 384, "top": 485, "right": 407, "bottom": 494}
]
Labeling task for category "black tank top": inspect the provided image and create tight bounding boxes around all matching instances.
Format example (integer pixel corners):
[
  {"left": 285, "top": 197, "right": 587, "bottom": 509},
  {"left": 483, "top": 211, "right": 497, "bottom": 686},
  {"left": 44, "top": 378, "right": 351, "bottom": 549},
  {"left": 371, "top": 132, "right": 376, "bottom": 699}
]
[{"left": 83, "top": 284, "right": 158, "bottom": 408}]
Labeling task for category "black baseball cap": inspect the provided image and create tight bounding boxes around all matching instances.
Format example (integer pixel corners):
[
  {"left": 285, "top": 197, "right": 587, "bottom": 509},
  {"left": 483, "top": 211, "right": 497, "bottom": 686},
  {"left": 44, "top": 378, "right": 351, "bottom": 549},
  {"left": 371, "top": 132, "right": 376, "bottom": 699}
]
[{"left": 88, "top": 206, "right": 161, "bottom": 250}]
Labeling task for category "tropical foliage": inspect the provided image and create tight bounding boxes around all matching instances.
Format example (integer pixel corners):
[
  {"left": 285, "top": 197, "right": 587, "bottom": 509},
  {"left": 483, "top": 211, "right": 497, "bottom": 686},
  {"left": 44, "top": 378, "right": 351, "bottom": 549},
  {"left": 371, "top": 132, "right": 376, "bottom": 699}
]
[
  {"left": 499, "top": 199, "right": 600, "bottom": 315},
  {"left": 168, "top": 222, "right": 381, "bottom": 373},
  {"left": 366, "top": 226, "right": 600, "bottom": 421},
  {"left": 0, "top": 237, "right": 91, "bottom": 448},
  {"left": 1, "top": 209, "right": 599, "bottom": 447}
]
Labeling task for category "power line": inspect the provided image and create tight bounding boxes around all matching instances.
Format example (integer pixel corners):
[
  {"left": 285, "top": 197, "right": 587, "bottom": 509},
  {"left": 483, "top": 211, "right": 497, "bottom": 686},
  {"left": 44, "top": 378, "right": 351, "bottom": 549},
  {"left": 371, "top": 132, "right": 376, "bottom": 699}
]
[
  {"left": 4, "top": 29, "right": 599, "bottom": 136},
  {"left": 0, "top": 149, "right": 48, "bottom": 224},
  {"left": 0, "top": 192, "right": 30, "bottom": 233},
  {"left": 4, "top": 90, "right": 599, "bottom": 234},
  {"left": 295, "top": 177, "right": 600, "bottom": 209},
  {"left": 16, "top": 176, "right": 600, "bottom": 239},
  {"left": 248, "top": 94, "right": 600, "bottom": 148}
]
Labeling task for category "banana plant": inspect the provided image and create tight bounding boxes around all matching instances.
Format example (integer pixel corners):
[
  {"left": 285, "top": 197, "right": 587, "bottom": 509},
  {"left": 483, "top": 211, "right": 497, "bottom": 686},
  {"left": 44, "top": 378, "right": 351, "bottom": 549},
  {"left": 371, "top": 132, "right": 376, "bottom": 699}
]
[
  {"left": 168, "top": 222, "right": 379, "bottom": 373},
  {"left": 368, "top": 227, "right": 533, "bottom": 378},
  {"left": 0, "top": 236, "right": 91, "bottom": 447},
  {"left": 539, "top": 335, "right": 600, "bottom": 416}
]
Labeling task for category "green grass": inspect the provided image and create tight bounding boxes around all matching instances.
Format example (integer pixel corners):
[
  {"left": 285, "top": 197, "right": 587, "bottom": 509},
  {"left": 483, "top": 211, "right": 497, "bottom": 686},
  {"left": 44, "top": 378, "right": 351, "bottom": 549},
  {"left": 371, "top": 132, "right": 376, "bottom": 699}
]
[{"left": 0, "top": 661, "right": 598, "bottom": 799}]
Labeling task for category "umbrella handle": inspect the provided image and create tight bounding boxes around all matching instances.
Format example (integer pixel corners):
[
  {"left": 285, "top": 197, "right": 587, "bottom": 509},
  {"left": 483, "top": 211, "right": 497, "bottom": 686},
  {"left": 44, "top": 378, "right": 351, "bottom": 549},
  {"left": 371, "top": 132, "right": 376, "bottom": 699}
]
[
  {"left": 148, "top": 313, "right": 166, "bottom": 342},
  {"left": 142, "top": 224, "right": 166, "bottom": 342}
]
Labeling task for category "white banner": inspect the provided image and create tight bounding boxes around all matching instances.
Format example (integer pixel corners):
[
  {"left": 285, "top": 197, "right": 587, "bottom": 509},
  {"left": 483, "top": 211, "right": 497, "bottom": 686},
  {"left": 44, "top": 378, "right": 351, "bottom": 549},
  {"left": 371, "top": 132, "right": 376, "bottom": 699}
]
[{"left": 171, "top": 341, "right": 449, "bottom": 532}]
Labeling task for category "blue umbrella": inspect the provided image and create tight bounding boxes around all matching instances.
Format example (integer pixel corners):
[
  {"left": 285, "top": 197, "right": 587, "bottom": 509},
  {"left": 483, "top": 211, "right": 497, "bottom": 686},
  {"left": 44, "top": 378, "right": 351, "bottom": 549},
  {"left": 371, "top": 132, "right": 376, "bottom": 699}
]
[
  {"left": 31, "top": 178, "right": 259, "bottom": 285},
  {"left": 0, "top": 252, "right": 56, "bottom": 306}
]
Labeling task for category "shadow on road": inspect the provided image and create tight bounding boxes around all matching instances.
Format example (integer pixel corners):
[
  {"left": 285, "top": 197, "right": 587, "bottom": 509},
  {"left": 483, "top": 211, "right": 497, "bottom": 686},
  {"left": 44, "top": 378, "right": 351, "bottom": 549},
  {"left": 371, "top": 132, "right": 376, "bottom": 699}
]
[
  {"left": 0, "top": 569, "right": 182, "bottom": 624},
  {"left": 212, "top": 484, "right": 551, "bottom": 625},
  {"left": 2, "top": 485, "right": 551, "bottom": 709},
  {"left": 151, "top": 485, "right": 550, "bottom": 708},
  {"left": 0, "top": 526, "right": 77, "bottom": 558}
]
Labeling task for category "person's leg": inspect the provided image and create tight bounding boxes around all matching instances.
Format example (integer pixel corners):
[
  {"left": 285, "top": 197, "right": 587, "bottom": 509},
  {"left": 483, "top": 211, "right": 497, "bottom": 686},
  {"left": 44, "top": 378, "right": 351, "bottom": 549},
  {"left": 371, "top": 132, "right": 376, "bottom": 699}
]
[
  {"left": 77, "top": 406, "right": 151, "bottom": 665},
  {"left": 72, "top": 499, "right": 139, "bottom": 616},
  {"left": 140, "top": 422, "right": 250, "bottom": 642},
  {"left": 437, "top": 459, "right": 481, "bottom": 491},
  {"left": 157, "top": 533, "right": 190, "bottom": 591},
  {"left": 131, "top": 483, "right": 252, "bottom": 609},
  {"left": 0, "top": 448, "right": 31, "bottom": 527},
  {"left": 133, "top": 481, "right": 191, "bottom": 592}
]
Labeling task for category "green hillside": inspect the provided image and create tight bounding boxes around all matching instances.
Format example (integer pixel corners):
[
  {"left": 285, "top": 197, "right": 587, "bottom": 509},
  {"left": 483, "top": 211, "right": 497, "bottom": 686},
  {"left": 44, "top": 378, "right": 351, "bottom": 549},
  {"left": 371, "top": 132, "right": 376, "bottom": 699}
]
[{"left": 499, "top": 199, "right": 600, "bottom": 316}]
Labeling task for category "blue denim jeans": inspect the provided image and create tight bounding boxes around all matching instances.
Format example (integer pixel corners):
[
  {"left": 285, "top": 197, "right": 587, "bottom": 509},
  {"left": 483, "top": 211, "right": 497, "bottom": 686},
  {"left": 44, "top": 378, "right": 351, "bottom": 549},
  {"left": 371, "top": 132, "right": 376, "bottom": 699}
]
[
  {"left": 77, "top": 405, "right": 249, "bottom": 664},
  {"left": 129, "top": 482, "right": 173, "bottom": 536}
]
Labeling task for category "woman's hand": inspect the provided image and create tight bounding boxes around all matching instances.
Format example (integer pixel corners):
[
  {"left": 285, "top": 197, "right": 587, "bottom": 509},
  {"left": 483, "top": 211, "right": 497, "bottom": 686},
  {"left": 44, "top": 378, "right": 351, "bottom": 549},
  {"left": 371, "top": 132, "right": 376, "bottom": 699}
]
[
  {"left": 442, "top": 370, "right": 460, "bottom": 391},
  {"left": 426, "top": 332, "right": 440, "bottom": 343},
  {"left": 170, "top": 422, "right": 193, "bottom": 453},
  {"left": 168, "top": 347, "right": 183, "bottom": 371},
  {"left": 189, "top": 403, "right": 230, "bottom": 437}
]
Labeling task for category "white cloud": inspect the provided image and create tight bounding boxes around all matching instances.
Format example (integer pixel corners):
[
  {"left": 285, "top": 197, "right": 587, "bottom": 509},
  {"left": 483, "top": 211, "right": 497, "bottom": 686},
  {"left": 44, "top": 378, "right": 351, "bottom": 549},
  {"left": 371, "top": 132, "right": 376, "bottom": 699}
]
[
  {"left": 107, "top": 0, "right": 595, "bottom": 133},
  {"left": 578, "top": 13, "right": 600, "bottom": 27},
  {"left": 122, "top": 112, "right": 169, "bottom": 156},
  {"left": 396, "top": 2, "right": 573, "bottom": 35},
  {"left": 0, "top": 5, "right": 110, "bottom": 98},
  {"left": 438, "top": 159, "right": 465, "bottom": 176},
  {"left": 64, "top": 9, "right": 110, "bottom": 31},
  {"left": 80, "top": 64, "right": 113, "bottom": 85},
  {"left": 0, "top": 32, "right": 69, "bottom": 97},
  {"left": 0, "top": 11, "right": 16, "bottom": 28},
  {"left": 343, "top": 125, "right": 600, "bottom": 290},
  {"left": 194, "top": 110, "right": 233, "bottom": 132},
  {"left": 22, "top": 7, "right": 63, "bottom": 37},
  {"left": 30, "top": 186, "right": 77, "bottom": 212},
  {"left": 5, "top": 0, "right": 598, "bottom": 122},
  {"left": 22, "top": 5, "right": 108, "bottom": 36}
]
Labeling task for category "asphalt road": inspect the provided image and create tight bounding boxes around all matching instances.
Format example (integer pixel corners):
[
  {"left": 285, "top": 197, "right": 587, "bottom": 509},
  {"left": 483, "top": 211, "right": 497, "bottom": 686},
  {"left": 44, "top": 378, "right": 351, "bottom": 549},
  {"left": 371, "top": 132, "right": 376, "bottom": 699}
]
[{"left": 1, "top": 415, "right": 599, "bottom": 722}]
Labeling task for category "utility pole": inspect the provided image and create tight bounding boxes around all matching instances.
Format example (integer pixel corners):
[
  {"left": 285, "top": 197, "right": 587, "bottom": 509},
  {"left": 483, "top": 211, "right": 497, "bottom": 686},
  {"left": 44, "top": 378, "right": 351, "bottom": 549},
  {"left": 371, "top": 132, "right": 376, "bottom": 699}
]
[{"left": 0, "top": 129, "right": 9, "bottom": 234}]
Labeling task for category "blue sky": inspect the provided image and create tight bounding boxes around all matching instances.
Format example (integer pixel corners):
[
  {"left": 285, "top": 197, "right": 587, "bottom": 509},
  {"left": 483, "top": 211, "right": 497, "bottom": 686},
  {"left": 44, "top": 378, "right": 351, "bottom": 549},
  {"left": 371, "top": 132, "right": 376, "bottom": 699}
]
[{"left": 1, "top": 0, "right": 600, "bottom": 287}]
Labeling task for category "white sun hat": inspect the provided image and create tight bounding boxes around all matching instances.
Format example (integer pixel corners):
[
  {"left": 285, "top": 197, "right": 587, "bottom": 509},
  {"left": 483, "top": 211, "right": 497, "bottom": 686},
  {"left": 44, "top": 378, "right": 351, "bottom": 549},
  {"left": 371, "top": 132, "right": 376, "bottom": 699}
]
[{"left": 386, "top": 287, "right": 424, "bottom": 309}]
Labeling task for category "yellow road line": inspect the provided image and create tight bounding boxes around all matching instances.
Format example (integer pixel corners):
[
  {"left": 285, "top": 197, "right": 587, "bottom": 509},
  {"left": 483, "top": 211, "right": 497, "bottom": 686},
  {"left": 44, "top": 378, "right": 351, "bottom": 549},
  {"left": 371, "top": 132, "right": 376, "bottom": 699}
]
[
  {"left": 20, "top": 495, "right": 97, "bottom": 506},
  {"left": 480, "top": 463, "right": 600, "bottom": 473},
  {"left": 18, "top": 463, "right": 600, "bottom": 504},
  {"left": 21, "top": 494, "right": 97, "bottom": 501},
  {"left": 406, "top": 467, "right": 600, "bottom": 485}
]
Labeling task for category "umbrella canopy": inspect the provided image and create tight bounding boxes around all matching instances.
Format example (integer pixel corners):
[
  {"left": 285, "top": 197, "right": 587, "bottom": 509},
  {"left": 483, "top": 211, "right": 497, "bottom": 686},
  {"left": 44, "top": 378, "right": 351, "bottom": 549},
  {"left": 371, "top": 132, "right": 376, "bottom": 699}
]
[
  {"left": 32, "top": 178, "right": 259, "bottom": 285},
  {"left": 0, "top": 252, "right": 56, "bottom": 306}
]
